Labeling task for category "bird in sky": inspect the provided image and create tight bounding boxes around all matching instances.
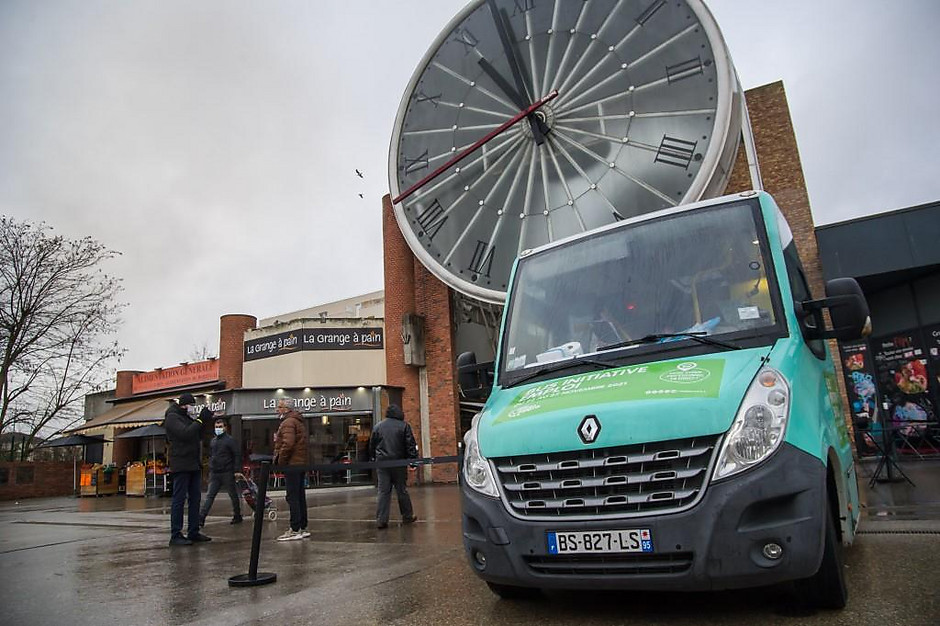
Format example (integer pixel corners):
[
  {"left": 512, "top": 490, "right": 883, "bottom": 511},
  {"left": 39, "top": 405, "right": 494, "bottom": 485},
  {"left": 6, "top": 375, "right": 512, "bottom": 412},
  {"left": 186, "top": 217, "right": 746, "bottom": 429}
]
[
  {"left": 355, "top": 169, "right": 363, "bottom": 178},
  {"left": 358, "top": 193, "right": 363, "bottom": 199}
]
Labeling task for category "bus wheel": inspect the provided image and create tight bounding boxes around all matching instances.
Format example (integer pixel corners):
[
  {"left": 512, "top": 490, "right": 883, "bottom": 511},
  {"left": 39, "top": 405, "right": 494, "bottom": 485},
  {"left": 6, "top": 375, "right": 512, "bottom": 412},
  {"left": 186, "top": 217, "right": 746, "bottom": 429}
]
[
  {"left": 485, "top": 582, "right": 540, "bottom": 600},
  {"left": 797, "top": 503, "right": 847, "bottom": 609}
]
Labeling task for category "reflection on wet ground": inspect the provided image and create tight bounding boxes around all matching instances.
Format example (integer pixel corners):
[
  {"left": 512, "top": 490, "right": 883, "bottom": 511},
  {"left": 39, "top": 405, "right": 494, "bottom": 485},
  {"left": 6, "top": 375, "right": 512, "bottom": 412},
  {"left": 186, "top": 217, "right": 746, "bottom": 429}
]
[{"left": 0, "top": 461, "right": 938, "bottom": 626}]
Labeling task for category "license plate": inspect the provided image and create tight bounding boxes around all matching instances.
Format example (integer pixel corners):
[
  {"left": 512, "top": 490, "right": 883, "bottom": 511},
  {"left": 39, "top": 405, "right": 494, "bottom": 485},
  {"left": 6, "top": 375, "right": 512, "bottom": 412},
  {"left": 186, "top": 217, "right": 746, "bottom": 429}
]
[{"left": 546, "top": 529, "right": 653, "bottom": 554}]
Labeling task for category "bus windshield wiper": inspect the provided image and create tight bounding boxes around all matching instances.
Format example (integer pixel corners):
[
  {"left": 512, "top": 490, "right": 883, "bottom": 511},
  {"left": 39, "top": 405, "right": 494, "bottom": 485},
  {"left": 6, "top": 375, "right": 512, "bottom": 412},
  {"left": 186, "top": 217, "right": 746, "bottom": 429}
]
[
  {"left": 598, "top": 331, "right": 740, "bottom": 352},
  {"left": 507, "top": 356, "right": 619, "bottom": 387}
]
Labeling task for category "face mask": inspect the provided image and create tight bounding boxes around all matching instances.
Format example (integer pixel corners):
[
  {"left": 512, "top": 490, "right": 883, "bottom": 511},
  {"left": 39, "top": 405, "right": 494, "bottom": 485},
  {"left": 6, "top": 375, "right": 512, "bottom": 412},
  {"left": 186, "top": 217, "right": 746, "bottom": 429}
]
[{"left": 214, "top": 427, "right": 224, "bottom": 436}]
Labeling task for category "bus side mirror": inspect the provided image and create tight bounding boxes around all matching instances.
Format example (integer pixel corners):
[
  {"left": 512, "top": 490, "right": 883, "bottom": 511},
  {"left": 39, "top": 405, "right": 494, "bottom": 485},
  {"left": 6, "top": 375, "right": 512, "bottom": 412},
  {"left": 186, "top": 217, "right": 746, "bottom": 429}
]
[
  {"left": 457, "top": 351, "right": 494, "bottom": 401},
  {"left": 799, "top": 278, "right": 871, "bottom": 341}
]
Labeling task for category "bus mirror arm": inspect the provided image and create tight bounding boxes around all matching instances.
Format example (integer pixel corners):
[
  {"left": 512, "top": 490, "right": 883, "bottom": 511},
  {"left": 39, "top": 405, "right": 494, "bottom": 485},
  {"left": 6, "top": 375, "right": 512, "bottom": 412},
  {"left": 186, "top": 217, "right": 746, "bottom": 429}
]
[{"left": 797, "top": 278, "right": 871, "bottom": 341}]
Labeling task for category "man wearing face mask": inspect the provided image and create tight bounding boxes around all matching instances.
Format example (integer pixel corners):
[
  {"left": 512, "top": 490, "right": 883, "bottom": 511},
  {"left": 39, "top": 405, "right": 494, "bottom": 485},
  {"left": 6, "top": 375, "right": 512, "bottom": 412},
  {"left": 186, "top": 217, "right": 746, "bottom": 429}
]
[
  {"left": 164, "top": 393, "right": 211, "bottom": 546},
  {"left": 198, "top": 417, "right": 243, "bottom": 528}
]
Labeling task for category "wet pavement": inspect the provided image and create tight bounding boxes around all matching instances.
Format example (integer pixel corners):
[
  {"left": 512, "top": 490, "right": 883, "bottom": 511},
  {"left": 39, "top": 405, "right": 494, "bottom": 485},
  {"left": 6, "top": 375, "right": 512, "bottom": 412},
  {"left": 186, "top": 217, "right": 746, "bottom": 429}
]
[{"left": 0, "top": 460, "right": 938, "bottom": 626}]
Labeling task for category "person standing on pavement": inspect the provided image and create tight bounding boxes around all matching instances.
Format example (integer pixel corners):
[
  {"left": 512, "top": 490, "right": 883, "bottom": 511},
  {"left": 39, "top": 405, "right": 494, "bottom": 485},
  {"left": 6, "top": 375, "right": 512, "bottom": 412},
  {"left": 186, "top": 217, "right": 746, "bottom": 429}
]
[
  {"left": 273, "top": 398, "right": 310, "bottom": 541},
  {"left": 369, "top": 404, "right": 418, "bottom": 529},
  {"left": 198, "top": 417, "right": 243, "bottom": 527},
  {"left": 164, "top": 393, "right": 211, "bottom": 546}
]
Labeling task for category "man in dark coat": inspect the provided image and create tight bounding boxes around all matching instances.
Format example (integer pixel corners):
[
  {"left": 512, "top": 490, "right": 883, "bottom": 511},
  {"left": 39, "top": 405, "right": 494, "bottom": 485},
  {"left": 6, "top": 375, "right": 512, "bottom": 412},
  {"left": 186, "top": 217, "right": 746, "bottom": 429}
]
[
  {"left": 273, "top": 398, "right": 309, "bottom": 541},
  {"left": 198, "top": 416, "right": 242, "bottom": 527},
  {"left": 165, "top": 393, "right": 211, "bottom": 546},
  {"left": 369, "top": 404, "right": 418, "bottom": 529}
]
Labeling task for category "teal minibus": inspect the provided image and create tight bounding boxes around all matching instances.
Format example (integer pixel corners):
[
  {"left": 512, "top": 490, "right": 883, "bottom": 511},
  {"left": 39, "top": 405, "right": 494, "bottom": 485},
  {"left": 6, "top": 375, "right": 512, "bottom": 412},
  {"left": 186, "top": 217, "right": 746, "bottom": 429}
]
[{"left": 458, "top": 191, "right": 871, "bottom": 609}]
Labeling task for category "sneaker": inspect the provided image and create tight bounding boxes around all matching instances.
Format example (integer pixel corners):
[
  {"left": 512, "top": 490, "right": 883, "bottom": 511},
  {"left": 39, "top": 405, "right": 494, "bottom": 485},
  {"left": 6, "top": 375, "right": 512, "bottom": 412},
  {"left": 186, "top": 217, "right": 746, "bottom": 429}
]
[
  {"left": 298, "top": 529, "right": 311, "bottom": 538},
  {"left": 188, "top": 533, "right": 212, "bottom": 543},
  {"left": 169, "top": 534, "right": 192, "bottom": 546},
  {"left": 230, "top": 516, "right": 243, "bottom": 525},
  {"left": 276, "top": 529, "right": 302, "bottom": 542},
  {"left": 376, "top": 522, "right": 388, "bottom": 529},
  {"left": 402, "top": 516, "right": 418, "bottom": 525}
]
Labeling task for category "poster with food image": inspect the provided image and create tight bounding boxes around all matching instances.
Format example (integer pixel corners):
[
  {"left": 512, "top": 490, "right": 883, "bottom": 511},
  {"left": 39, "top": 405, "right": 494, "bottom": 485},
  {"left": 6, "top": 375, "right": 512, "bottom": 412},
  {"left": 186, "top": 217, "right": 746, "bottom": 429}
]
[
  {"left": 872, "top": 331, "right": 936, "bottom": 437},
  {"left": 924, "top": 323, "right": 940, "bottom": 408}
]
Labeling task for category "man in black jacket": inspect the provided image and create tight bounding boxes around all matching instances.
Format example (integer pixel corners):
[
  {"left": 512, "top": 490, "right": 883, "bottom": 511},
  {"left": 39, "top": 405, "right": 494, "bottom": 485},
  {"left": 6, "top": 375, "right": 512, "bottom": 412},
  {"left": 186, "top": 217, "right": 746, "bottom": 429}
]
[
  {"left": 198, "top": 417, "right": 242, "bottom": 527},
  {"left": 368, "top": 404, "right": 418, "bottom": 529},
  {"left": 165, "top": 393, "right": 211, "bottom": 546}
]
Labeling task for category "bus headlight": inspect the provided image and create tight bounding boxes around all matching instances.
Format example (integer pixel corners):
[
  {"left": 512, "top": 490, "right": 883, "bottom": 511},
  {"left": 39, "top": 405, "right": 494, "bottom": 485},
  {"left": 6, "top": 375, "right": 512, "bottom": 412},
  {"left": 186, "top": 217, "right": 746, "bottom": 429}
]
[
  {"left": 713, "top": 367, "right": 790, "bottom": 481},
  {"left": 463, "top": 414, "right": 499, "bottom": 498}
]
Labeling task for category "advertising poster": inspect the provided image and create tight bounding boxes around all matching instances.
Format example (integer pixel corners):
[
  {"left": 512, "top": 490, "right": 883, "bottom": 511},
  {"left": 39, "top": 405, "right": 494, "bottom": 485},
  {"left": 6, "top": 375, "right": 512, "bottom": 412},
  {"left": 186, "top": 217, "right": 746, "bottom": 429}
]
[
  {"left": 925, "top": 323, "right": 940, "bottom": 409},
  {"left": 871, "top": 331, "right": 937, "bottom": 447},
  {"left": 838, "top": 340, "right": 879, "bottom": 455}
]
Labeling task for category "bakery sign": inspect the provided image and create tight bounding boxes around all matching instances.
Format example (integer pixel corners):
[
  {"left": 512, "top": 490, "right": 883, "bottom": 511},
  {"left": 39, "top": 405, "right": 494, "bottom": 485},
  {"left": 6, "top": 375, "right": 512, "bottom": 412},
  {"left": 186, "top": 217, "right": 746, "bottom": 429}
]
[
  {"left": 132, "top": 360, "right": 220, "bottom": 394},
  {"left": 244, "top": 328, "right": 384, "bottom": 362}
]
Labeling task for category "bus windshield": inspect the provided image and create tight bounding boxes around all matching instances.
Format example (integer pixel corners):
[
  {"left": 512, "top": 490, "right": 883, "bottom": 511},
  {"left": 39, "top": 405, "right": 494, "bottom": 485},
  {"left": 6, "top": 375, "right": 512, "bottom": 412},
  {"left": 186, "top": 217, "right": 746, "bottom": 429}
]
[{"left": 500, "top": 202, "right": 781, "bottom": 381}]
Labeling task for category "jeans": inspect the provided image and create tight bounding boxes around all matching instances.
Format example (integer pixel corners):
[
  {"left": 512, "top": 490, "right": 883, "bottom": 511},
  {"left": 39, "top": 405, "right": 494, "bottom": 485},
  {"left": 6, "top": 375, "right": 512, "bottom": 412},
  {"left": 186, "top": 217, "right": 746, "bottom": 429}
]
[
  {"left": 376, "top": 467, "right": 414, "bottom": 525},
  {"left": 284, "top": 469, "right": 308, "bottom": 532},
  {"left": 199, "top": 472, "right": 241, "bottom": 520},
  {"left": 170, "top": 470, "right": 202, "bottom": 538}
]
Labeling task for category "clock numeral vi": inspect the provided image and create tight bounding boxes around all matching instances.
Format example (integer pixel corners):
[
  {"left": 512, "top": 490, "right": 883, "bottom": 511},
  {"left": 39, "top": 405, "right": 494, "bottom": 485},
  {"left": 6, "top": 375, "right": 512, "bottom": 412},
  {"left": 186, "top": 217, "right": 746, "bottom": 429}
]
[
  {"left": 453, "top": 27, "right": 479, "bottom": 54},
  {"left": 666, "top": 57, "right": 704, "bottom": 84},
  {"left": 635, "top": 0, "right": 666, "bottom": 26},
  {"left": 654, "top": 136, "right": 697, "bottom": 169},
  {"left": 403, "top": 149, "right": 429, "bottom": 175},
  {"left": 511, "top": 0, "right": 535, "bottom": 16},
  {"left": 468, "top": 241, "right": 495, "bottom": 280},
  {"left": 415, "top": 199, "right": 448, "bottom": 241},
  {"left": 414, "top": 91, "right": 442, "bottom": 108}
]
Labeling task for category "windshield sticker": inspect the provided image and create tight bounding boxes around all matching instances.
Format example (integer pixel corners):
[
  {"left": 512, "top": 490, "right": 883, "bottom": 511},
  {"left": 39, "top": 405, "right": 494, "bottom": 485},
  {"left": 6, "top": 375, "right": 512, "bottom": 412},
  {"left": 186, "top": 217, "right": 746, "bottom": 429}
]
[
  {"left": 495, "top": 360, "right": 725, "bottom": 424},
  {"left": 738, "top": 306, "right": 760, "bottom": 320}
]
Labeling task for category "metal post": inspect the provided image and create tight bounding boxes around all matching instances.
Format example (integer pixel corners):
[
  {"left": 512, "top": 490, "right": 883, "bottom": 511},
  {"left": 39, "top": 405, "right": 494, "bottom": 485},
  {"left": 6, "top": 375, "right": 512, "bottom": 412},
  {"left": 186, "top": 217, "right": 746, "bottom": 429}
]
[{"left": 228, "top": 460, "right": 277, "bottom": 587}]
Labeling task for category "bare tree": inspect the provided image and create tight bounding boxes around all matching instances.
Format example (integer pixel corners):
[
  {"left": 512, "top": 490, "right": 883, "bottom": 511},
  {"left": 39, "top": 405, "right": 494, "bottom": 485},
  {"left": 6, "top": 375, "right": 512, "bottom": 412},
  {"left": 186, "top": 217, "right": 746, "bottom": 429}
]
[
  {"left": 0, "top": 217, "right": 126, "bottom": 460},
  {"left": 188, "top": 341, "right": 216, "bottom": 362}
]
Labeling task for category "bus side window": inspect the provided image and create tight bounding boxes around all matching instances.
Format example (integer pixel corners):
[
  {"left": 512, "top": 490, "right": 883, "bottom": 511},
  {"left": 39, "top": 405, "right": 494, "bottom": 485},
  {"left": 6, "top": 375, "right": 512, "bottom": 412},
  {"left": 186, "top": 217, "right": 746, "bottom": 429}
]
[{"left": 782, "top": 242, "right": 826, "bottom": 359}]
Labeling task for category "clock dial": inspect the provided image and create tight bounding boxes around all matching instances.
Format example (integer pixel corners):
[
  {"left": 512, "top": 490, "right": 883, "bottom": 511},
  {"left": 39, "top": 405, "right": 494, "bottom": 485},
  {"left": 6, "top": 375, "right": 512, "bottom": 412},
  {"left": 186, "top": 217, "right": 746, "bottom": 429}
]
[{"left": 389, "top": 0, "right": 741, "bottom": 303}]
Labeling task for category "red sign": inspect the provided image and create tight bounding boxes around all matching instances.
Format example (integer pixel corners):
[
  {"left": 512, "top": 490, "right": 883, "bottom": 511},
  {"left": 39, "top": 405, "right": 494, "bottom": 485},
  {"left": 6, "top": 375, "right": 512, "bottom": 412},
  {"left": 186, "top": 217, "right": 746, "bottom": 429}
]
[{"left": 132, "top": 360, "right": 220, "bottom": 394}]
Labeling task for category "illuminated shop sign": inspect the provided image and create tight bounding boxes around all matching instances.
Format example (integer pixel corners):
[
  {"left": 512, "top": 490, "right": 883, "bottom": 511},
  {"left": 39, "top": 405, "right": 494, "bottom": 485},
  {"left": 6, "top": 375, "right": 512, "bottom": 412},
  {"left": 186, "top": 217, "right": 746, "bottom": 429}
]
[
  {"left": 232, "top": 388, "right": 373, "bottom": 415},
  {"left": 244, "top": 328, "right": 384, "bottom": 361}
]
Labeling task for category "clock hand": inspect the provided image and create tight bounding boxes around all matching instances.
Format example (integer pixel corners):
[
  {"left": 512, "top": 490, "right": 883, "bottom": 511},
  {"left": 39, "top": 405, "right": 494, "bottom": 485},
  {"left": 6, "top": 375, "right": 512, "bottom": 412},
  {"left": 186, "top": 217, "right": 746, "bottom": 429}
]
[
  {"left": 484, "top": 0, "right": 549, "bottom": 144},
  {"left": 478, "top": 59, "right": 547, "bottom": 145},
  {"left": 392, "top": 90, "right": 559, "bottom": 205}
]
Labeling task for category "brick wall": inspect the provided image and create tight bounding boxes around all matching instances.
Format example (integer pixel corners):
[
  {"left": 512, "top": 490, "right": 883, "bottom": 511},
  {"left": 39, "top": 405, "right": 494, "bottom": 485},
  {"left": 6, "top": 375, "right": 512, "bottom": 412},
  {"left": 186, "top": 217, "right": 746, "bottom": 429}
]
[
  {"left": 219, "top": 314, "right": 256, "bottom": 389},
  {"left": 383, "top": 81, "right": 853, "bottom": 481},
  {"left": 726, "top": 81, "right": 852, "bottom": 436},
  {"left": 115, "top": 370, "right": 140, "bottom": 399},
  {"left": 0, "top": 461, "right": 75, "bottom": 500}
]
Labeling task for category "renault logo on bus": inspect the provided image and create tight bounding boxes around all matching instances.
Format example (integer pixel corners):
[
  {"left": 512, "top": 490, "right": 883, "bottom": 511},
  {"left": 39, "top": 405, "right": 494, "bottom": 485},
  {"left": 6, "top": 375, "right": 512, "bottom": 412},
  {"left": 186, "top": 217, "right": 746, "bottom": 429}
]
[{"left": 578, "top": 415, "right": 601, "bottom": 444}]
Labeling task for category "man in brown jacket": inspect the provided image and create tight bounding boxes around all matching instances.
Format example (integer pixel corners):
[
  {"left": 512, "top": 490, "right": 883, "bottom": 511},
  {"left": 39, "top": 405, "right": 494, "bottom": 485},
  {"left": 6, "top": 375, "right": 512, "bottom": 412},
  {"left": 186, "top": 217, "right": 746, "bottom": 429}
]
[{"left": 273, "top": 398, "right": 309, "bottom": 541}]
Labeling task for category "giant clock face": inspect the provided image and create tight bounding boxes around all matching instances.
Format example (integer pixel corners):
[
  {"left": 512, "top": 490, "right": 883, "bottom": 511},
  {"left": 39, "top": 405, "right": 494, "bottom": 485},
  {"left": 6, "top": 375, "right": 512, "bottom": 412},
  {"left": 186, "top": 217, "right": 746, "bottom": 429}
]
[{"left": 389, "top": 0, "right": 741, "bottom": 303}]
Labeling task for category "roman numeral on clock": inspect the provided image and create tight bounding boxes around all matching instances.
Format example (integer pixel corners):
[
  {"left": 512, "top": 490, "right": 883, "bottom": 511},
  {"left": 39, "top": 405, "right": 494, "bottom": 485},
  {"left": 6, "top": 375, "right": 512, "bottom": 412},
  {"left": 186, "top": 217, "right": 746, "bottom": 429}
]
[
  {"left": 635, "top": 0, "right": 666, "bottom": 26},
  {"left": 414, "top": 90, "right": 442, "bottom": 107},
  {"left": 415, "top": 199, "right": 448, "bottom": 240},
  {"left": 654, "top": 135, "right": 697, "bottom": 169},
  {"left": 511, "top": 0, "right": 535, "bottom": 16},
  {"left": 467, "top": 241, "right": 495, "bottom": 279},
  {"left": 666, "top": 57, "right": 704, "bottom": 84},
  {"left": 403, "top": 150, "right": 429, "bottom": 175},
  {"left": 453, "top": 27, "right": 479, "bottom": 54}
]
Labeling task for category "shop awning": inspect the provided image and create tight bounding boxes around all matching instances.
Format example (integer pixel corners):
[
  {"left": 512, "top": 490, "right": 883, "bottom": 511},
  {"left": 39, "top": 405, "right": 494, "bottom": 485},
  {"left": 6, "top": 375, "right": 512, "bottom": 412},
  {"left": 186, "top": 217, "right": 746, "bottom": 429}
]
[{"left": 70, "top": 398, "right": 169, "bottom": 434}]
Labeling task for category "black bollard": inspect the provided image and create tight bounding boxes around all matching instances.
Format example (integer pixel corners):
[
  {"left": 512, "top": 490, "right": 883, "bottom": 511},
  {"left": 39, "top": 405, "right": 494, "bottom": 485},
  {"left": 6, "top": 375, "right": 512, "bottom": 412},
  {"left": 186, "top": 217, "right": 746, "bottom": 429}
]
[{"left": 229, "top": 461, "right": 277, "bottom": 587}]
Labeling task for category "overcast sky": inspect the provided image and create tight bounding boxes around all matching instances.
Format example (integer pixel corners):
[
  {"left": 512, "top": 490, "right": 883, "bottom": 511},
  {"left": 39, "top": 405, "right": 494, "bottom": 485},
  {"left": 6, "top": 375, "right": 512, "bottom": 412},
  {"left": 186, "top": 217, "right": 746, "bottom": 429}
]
[{"left": 1, "top": 0, "right": 938, "bottom": 374}]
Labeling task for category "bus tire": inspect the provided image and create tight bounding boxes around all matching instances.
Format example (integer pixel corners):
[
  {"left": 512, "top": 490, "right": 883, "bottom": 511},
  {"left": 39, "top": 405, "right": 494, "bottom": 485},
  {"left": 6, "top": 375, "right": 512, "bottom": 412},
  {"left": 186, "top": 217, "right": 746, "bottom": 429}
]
[{"left": 797, "top": 500, "right": 847, "bottom": 609}]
